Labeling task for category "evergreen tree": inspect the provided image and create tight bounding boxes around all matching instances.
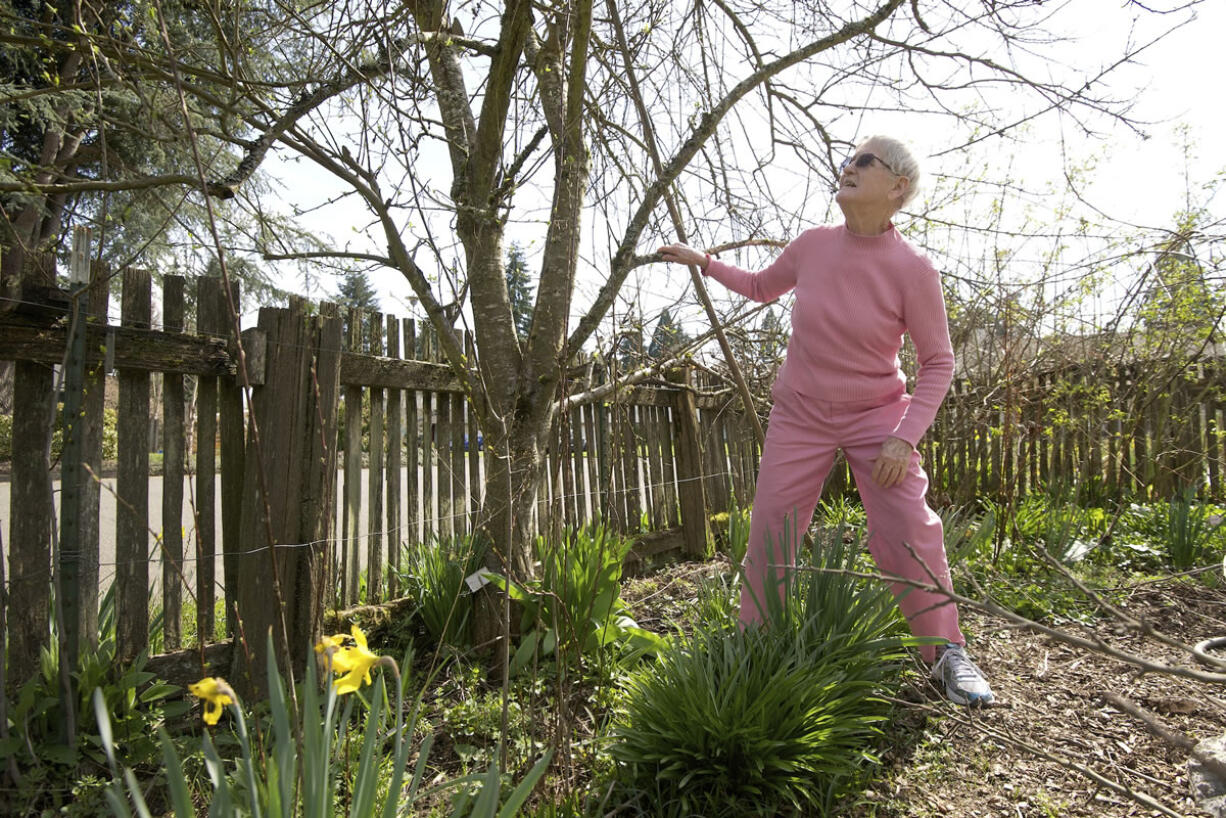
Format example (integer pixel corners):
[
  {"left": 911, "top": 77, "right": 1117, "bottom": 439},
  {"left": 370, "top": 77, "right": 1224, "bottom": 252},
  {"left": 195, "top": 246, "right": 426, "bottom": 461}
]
[
  {"left": 505, "top": 243, "right": 534, "bottom": 339},
  {"left": 647, "top": 309, "right": 689, "bottom": 359},
  {"left": 336, "top": 270, "right": 381, "bottom": 311},
  {"left": 0, "top": 0, "right": 287, "bottom": 298}
]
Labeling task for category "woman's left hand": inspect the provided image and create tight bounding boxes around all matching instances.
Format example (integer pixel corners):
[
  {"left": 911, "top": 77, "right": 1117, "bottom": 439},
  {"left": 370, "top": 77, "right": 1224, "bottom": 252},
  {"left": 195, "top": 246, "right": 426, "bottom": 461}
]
[{"left": 871, "top": 436, "right": 913, "bottom": 489}]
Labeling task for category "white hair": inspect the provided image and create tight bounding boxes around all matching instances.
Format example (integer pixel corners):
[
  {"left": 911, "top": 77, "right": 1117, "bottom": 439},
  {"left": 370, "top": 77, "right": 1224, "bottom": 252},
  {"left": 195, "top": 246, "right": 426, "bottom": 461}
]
[{"left": 860, "top": 135, "right": 921, "bottom": 208}]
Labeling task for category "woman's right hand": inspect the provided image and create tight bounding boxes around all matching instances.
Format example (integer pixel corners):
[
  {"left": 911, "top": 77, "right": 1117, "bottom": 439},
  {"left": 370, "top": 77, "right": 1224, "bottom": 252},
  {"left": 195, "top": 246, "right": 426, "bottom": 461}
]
[{"left": 657, "top": 243, "right": 709, "bottom": 270}]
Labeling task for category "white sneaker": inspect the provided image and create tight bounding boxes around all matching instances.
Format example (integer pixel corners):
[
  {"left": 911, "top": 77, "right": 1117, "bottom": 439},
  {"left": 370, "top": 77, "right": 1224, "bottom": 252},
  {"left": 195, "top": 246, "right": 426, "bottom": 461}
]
[{"left": 931, "top": 643, "right": 995, "bottom": 707}]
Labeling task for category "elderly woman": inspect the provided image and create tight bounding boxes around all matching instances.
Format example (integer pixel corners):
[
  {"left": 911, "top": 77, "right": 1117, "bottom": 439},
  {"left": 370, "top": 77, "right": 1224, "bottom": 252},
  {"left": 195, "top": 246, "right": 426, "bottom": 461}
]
[{"left": 658, "top": 136, "right": 993, "bottom": 706}]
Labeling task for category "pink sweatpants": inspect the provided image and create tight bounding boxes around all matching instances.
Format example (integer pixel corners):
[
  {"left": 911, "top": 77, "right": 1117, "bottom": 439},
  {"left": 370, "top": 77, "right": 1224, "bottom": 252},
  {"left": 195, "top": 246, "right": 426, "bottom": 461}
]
[{"left": 739, "top": 382, "right": 963, "bottom": 661}]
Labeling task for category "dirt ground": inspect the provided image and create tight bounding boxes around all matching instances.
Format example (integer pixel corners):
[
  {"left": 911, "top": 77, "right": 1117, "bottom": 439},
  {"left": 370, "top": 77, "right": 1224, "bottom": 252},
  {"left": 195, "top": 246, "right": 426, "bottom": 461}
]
[{"left": 621, "top": 560, "right": 1226, "bottom": 818}]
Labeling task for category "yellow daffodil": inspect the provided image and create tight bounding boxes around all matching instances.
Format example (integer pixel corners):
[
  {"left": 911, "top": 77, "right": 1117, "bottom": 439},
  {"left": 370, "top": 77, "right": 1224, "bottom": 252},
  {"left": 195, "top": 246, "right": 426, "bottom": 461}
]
[
  {"left": 333, "top": 625, "right": 381, "bottom": 694},
  {"left": 315, "top": 625, "right": 382, "bottom": 695},
  {"left": 314, "top": 633, "right": 343, "bottom": 658},
  {"left": 188, "top": 677, "right": 235, "bottom": 725}
]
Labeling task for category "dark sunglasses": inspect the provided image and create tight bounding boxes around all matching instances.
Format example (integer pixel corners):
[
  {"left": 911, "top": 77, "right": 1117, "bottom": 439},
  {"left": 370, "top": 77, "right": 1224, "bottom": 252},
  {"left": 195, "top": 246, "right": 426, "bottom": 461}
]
[{"left": 839, "top": 152, "right": 899, "bottom": 175}]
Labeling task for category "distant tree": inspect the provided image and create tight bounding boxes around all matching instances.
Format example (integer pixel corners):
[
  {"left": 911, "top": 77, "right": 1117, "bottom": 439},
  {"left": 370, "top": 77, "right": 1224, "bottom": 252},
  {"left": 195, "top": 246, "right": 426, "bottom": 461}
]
[
  {"left": 0, "top": 0, "right": 290, "bottom": 304},
  {"left": 1138, "top": 214, "right": 1222, "bottom": 355},
  {"left": 647, "top": 309, "right": 690, "bottom": 359},
  {"left": 723, "top": 305, "right": 789, "bottom": 395},
  {"left": 336, "top": 270, "right": 381, "bottom": 311},
  {"left": 202, "top": 254, "right": 292, "bottom": 315},
  {"left": 615, "top": 313, "right": 646, "bottom": 370},
  {"left": 505, "top": 243, "right": 534, "bottom": 339}
]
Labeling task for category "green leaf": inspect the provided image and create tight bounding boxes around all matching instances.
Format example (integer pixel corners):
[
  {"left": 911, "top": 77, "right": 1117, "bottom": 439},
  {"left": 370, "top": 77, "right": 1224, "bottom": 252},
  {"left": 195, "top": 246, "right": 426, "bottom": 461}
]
[
  {"left": 510, "top": 630, "right": 540, "bottom": 676},
  {"left": 496, "top": 750, "right": 553, "bottom": 817},
  {"left": 42, "top": 744, "right": 78, "bottom": 765},
  {"left": 266, "top": 632, "right": 295, "bottom": 817},
  {"left": 0, "top": 737, "right": 23, "bottom": 759},
  {"left": 158, "top": 728, "right": 195, "bottom": 818},
  {"left": 93, "top": 687, "right": 119, "bottom": 775},
  {"left": 123, "top": 768, "right": 155, "bottom": 818},
  {"left": 349, "top": 675, "right": 386, "bottom": 818},
  {"left": 139, "top": 683, "right": 179, "bottom": 703},
  {"left": 468, "top": 761, "right": 502, "bottom": 817},
  {"left": 161, "top": 701, "right": 192, "bottom": 719}
]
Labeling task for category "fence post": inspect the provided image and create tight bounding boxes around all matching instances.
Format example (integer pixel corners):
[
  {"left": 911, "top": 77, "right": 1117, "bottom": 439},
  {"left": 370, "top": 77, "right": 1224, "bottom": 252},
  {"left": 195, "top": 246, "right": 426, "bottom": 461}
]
[
  {"left": 668, "top": 367, "right": 710, "bottom": 558},
  {"left": 386, "top": 315, "right": 403, "bottom": 597},
  {"left": 342, "top": 308, "right": 363, "bottom": 605},
  {"left": 79, "top": 258, "right": 110, "bottom": 649},
  {"left": 466, "top": 332, "right": 482, "bottom": 534},
  {"left": 58, "top": 229, "right": 91, "bottom": 697},
  {"left": 195, "top": 277, "right": 222, "bottom": 642},
  {"left": 7, "top": 253, "right": 56, "bottom": 683},
  {"left": 219, "top": 280, "right": 245, "bottom": 635},
  {"left": 404, "top": 319, "right": 420, "bottom": 551},
  {"left": 116, "top": 267, "right": 152, "bottom": 665},
  {"left": 231, "top": 302, "right": 342, "bottom": 696},
  {"left": 367, "top": 313, "right": 385, "bottom": 602},
  {"left": 162, "top": 276, "right": 186, "bottom": 650}
]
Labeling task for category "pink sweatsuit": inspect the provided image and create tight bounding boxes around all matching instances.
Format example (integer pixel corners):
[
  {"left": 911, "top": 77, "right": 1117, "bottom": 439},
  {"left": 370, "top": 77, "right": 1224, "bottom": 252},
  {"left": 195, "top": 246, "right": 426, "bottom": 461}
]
[{"left": 704, "top": 223, "right": 962, "bottom": 659}]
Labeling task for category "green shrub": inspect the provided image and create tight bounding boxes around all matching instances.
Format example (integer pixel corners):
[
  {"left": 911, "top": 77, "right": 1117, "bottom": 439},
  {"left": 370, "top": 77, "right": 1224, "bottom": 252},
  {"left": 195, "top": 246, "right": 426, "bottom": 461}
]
[
  {"left": 1160, "top": 486, "right": 1226, "bottom": 570},
  {"left": 397, "top": 535, "right": 489, "bottom": 650},
  {"left": 950, "top": 501, "right": 1118, "bottom": 624},
  {"left": 689, "top": 571, "right": 739, "bottom": 633},
  {"left": 0, "top": 587, "right": 184, "bottom": 816},
  {"left": 711, "top": 495, "right": 751, "bottom": 564},
  {"left": 816, "top": 495, "right": 867, "bottom": 531},
  {"left": 1003, "top": 493, "right": 1106, "bottom": 564},
  {"left": 0, "top": 406, "right": 117, "bottom": 463},
  {"left": 610, "top": 531, "right": 911, "bottom": 817},
  {"left": 495, "top": 525, "right": 663, "bottom": 675}
]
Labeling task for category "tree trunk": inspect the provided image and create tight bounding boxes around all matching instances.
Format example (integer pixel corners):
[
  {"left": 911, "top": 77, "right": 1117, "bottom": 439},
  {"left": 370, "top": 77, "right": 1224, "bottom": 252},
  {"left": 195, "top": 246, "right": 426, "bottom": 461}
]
[{"left": 470, "top": 402, "right": 554, "bottom": 651}]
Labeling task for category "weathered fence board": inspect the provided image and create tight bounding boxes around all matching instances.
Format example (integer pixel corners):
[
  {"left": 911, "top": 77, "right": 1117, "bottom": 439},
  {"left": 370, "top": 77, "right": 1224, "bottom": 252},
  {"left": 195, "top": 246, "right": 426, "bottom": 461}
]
[
  {"left": 195, "top": 277, "right": 221, "bottom": 642},
  {"left": 10, "top": 267, "right": 1226, "bottom": 688},
  {"left": 386, "top": 316, "right": 403, "bottom": 597},
  {"left": 78, "top": 260, "right": 110, "bottom": 649},
  {"left": 116, "top": 268, "right": 151, "bottom": 664},
  {"left": 449, "top": 390, "right": 466, "bottom": 540},
  {"left": 218, "top": 281, "right": 244, "bottom": 635},
  {"left": 9, "top": 360, "right": 53, "bottom": 677},
  {"left": 405, "top": 320, "right": 420, "bottom": 553},
  {"left": 231, "top": 302, "right": 342, "bottom": 695},
  {"left": 162, "top": 276, "right": 186, "bottom": 650},
  {"left": 342, "top": 308, "right": 363, "bottom": 606},
  {"left": 0, "top": 323, "right": 232, "bottom": 375},
  {"left": 367, "top": 313, "right": 385, "bottom": 603},
  {"left": 8, "top": 255, "right": 56, "bottom": 679}
]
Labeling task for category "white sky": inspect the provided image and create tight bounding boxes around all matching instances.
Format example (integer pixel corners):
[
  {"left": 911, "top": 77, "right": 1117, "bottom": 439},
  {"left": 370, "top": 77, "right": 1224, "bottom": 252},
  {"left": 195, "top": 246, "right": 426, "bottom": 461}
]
[{"left": 1028, "top": 1, "right": 1223, "bottom": 226}]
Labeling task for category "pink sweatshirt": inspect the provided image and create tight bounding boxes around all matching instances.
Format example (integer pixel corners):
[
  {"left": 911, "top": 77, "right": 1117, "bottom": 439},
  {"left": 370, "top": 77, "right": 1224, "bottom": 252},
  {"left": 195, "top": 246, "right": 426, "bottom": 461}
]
[{"left": 703, "top": 224, "right": 954, "bottom": 447}]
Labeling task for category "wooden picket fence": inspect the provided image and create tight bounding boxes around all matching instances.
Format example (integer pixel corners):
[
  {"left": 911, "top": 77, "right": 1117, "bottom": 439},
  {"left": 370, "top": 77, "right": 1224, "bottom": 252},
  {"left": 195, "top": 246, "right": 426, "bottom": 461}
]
[
  {"left": 921, "top": 361, "right": 1226, "bottom": 506},
  {"left": 4, "top": 261, "right": 1225, "bottom": 690},
  {"left": 0, "top": 266, "right": 760, "bottom": 688}
]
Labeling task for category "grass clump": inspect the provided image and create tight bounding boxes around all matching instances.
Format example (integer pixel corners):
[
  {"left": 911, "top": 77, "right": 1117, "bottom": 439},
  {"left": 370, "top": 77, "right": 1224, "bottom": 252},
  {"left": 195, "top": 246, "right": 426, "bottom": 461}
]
[
  {"left": 609, "top": 530, "right": 911, "bottom": 817},
  {"left": 396, "top": 535, "right": 488, "bottom": 650}
]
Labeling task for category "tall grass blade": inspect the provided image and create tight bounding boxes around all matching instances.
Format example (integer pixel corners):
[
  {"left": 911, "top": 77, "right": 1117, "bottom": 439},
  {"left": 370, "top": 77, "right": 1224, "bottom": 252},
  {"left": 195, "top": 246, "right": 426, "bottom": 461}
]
[
  {"left": 348, "top": 675, "right": 386, "bottom": 818},
  {"left": 267, "top": 633, "right": 296, "bottom": 816},
  {"left": 121, "top": 769, "right": 155, "bottom": 818},
  {"left": 497, "top": 751, "right": 553, "bottom": 817},
  {"left": 157, "top": 728, "right": 196, "bottom": 818}
]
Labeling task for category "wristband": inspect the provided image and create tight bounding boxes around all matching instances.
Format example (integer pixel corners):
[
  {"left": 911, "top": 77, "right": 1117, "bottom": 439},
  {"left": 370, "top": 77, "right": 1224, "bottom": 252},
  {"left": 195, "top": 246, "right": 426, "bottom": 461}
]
[{"left": 702, "top": 253, "right": 711, "bottom": 272}]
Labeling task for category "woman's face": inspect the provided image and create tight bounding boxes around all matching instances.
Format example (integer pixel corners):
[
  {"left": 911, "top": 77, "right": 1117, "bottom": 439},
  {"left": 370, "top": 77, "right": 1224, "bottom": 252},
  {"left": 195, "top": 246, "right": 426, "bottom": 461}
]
[{"left": 834, "top": 140, "right": 904, "bottom": 212}]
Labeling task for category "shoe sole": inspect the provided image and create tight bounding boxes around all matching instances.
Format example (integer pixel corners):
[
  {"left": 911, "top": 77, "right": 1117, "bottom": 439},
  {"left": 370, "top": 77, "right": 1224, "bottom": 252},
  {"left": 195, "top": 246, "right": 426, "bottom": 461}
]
[{"left": 946, "top": 688, "right": 994, "bottom": 707}]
